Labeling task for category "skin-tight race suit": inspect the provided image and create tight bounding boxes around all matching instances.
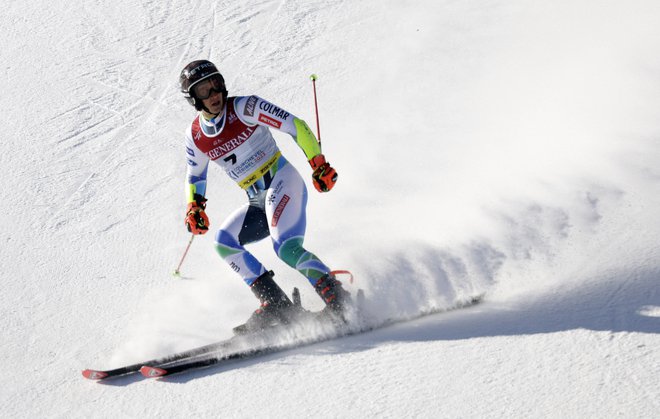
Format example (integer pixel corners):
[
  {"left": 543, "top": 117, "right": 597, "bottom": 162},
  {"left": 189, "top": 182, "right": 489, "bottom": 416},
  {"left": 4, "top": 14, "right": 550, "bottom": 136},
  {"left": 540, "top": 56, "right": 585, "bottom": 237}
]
[{"left": 185, "top": 95, "right": 330, "bottom": 286}]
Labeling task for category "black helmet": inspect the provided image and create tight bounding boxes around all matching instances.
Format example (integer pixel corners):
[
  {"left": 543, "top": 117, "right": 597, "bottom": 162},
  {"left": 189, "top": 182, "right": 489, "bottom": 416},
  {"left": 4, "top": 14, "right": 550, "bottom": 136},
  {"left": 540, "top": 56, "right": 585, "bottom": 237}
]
[{"left": 179, "top": 60, "right": 228, "bottom": 111}]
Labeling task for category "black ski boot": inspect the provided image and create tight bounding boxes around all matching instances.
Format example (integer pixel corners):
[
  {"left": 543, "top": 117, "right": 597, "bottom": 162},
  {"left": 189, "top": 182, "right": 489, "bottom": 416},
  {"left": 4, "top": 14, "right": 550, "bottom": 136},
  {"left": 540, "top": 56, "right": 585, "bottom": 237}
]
[
  {"left": 314, "top": 273, "right": 351, "bottom": 321},
  {"left": 234, "top": 271, "right": 302, "bottom": 334}
]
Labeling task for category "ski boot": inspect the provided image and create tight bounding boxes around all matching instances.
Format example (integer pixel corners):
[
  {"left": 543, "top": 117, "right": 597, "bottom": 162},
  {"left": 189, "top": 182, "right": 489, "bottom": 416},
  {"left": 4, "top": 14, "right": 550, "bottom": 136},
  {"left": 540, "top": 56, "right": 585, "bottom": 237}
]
[
  {"left": 234, "top": 271, "right": 303, "bottom": 335},
  {"left": 314, "top": 273, "right": 352, "bottom": 323}
]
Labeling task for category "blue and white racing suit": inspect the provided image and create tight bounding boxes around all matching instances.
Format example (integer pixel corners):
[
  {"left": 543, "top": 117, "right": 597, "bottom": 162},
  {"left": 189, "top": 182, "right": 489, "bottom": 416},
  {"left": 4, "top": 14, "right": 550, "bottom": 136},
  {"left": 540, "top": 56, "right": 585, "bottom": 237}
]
[{"left": 184, "top": 95, "right": 331, "bottom": 286}]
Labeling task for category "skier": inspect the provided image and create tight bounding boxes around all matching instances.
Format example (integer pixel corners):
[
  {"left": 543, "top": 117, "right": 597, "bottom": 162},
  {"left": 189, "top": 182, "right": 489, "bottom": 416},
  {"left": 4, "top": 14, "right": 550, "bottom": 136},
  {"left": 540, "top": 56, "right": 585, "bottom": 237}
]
[{"left": 178, "top": 60, "right": 350, "bottom": 332}]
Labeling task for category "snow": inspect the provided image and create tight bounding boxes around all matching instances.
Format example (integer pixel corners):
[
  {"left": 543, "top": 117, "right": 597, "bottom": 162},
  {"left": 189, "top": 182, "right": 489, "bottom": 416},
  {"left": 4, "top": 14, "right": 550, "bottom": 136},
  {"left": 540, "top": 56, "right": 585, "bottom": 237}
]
[{"left": 2, "top": 0, "right": 659, "bottom": 417}]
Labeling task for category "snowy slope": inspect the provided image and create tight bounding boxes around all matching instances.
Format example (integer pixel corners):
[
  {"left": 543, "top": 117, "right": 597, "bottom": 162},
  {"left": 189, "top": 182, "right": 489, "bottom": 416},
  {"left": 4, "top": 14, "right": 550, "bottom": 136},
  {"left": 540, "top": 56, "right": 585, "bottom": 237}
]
[{"left": 2, "top": 0, "right": 659, "bottom": 417}]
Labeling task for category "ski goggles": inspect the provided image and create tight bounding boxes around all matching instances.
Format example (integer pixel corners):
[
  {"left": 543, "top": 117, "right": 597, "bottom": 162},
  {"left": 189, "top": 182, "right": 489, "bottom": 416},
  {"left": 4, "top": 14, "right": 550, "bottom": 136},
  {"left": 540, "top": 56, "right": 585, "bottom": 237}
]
[{"left": 192, "top": 74, "right": 225, "bottom": 100}]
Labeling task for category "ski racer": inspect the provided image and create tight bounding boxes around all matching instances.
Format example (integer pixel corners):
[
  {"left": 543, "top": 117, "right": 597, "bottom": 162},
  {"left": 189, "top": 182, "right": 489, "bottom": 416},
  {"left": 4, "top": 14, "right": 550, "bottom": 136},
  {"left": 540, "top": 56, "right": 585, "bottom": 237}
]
[{"left": 178, "top": 60, "right": 350, "bottom": 332}]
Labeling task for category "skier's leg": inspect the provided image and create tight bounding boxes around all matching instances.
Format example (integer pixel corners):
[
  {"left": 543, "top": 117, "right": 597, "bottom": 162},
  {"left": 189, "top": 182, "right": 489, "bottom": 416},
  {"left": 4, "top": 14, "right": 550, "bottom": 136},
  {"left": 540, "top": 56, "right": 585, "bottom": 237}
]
[
  {"left": 265, "top": 159, "right": 331, "bottom": 286},
  {"left": 266, "top": 158, "right": 352, "bottom": 313},
  {"left": 217, "top": 187, "right": 302, "bottom": 333},
  {"left": 214, "top": 203, "right": 270, "bottom": 286}
]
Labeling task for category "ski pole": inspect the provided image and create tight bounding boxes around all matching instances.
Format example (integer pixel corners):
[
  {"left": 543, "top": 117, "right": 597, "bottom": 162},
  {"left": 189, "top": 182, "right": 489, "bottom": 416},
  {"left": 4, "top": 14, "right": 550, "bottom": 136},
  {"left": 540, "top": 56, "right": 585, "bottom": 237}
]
[
  {"left": 309, "top": 74, "right": 321, "bottom": 145},
  {"left": 173, "top": 234, "right": 195, "bottom": 277}
]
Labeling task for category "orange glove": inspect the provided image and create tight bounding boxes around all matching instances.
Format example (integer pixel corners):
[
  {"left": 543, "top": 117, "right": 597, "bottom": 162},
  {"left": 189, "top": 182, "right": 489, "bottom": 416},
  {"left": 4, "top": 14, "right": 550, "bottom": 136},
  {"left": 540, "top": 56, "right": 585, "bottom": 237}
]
[
  {"left": 309, "top": 154, "right": 338, "bottom": 192},
  {"left": 185, "top": 195, "right": 209, "bottom": 235}
]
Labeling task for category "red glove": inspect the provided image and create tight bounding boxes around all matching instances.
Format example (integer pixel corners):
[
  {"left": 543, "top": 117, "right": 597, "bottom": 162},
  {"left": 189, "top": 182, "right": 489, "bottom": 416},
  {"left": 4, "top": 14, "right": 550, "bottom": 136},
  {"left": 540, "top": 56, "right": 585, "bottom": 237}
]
[
  {"left": 185, "top": 195, "right": 209, "bottom": 235},
  {"left": 309, "top": 154, "right": 338, "bottom": 192}
]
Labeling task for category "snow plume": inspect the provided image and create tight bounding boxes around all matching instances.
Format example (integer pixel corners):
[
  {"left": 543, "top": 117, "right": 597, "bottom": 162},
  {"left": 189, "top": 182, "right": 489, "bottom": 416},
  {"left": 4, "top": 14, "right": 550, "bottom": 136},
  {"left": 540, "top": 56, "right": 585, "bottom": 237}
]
[
  {"left": 347, "top": 183, "right": 615, "bottom": 323},
  {"left": 355, "top": 243, "right": 500, "bottom": 320}
]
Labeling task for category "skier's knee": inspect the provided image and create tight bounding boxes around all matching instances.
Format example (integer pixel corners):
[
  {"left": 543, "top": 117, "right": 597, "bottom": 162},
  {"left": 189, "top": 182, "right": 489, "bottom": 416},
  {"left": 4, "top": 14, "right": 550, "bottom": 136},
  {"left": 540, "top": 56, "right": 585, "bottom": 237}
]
[
  {"left": 215, "top": 229, "right": 242, "bottom": 259},
  {"left": 274, "top": 236, "right": 306, "bottom": 268}
]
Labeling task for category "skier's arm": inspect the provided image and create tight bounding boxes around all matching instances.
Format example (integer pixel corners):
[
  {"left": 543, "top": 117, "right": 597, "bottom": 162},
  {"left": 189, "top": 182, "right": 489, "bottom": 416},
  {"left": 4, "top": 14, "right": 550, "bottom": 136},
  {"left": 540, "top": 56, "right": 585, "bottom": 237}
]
[
  {"left": 184, "top": 128, "right": 210, "bottom": 203},
  {"left": 235, "top": 95, "right": 337, "bottom": 192},
  {"left": 291, "top": 117, "right": 322, "bottom": 160},
  {"left": 184, "top": 129, "right": 211, "bottom": 234},
  {"left": 234, "top": 95, "right": 322, "bottom": 159}
]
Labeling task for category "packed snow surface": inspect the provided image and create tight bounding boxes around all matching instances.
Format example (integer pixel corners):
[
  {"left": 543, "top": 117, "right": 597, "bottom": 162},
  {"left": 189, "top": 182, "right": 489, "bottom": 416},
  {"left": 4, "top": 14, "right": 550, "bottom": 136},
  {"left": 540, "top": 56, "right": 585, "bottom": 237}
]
[{"left": 2, "top": 0, "right": 659, "bottom": 417}]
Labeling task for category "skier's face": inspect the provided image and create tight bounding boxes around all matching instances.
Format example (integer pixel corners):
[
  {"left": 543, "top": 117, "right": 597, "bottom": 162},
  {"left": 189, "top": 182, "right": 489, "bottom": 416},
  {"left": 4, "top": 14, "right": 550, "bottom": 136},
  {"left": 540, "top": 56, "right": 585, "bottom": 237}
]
[
  {"left": 201, "top": 90, "right": 224, "bottom": 115},
  {"left": 194, "top": 75, "right": 226, "bottom": 115}
]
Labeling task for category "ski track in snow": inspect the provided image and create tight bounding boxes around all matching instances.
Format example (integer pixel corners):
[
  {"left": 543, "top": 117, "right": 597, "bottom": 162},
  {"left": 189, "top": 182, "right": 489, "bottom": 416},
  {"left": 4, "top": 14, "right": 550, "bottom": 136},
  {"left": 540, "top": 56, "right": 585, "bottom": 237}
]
[{"left": 2, "top": 0, "right": 659, "bottom": 418}]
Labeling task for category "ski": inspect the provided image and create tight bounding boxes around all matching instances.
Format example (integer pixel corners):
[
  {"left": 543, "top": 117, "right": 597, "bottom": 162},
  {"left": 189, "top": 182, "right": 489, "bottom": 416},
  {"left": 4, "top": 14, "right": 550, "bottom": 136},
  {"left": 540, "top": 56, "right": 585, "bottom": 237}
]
[
  {"left": 84, "top": 292, "right": 483, "bottom": 381},
  {"left": 82, "top": 336, "right": 238, "bottom": 380},
  {"left": 140, "top": 324, "right": 359, "bottom": 378},
  {"left": 140, "top": 344, "right": 283, "bottom": 377},
  {"left": 139, "top": 294, "right": 483, "bottom": 378}
]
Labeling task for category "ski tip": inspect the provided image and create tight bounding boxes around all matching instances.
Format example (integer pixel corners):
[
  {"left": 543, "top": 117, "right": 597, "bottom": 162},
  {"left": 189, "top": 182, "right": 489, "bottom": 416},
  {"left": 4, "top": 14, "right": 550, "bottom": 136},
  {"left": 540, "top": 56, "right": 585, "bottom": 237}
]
[
  {"left": 140, "top": 365, "right": 168, "bottom": 378},
  {"left": 82, "top": 369, "right": 108, "bottom": 380}
]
